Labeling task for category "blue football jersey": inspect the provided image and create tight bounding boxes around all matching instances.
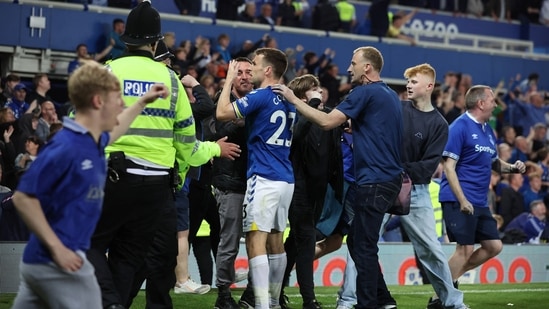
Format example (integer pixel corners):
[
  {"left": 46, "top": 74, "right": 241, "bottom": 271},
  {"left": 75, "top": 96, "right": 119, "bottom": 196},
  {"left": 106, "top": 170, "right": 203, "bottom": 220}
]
[
  {"left": 233, "top": 86, "right": 296, "bottom": 183},
  {"left": 439, "top": 113, "right": 498, "bottom": 207}
]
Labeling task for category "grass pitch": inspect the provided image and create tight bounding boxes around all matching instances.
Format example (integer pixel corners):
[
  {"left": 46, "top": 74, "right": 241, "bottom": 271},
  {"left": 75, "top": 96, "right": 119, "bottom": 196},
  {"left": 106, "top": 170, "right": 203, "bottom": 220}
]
[{"left": 2, "top": 282, "right": 547, "bottom": 308}]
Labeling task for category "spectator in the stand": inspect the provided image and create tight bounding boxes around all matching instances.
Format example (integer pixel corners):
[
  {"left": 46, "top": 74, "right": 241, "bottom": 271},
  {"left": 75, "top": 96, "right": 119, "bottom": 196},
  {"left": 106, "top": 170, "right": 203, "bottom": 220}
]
[
  {"left": 335, "top": 0, "right": 356, "bottom": 32},
  {"left": 6, "top": 84, "right": 31, "bottom": 120},
  {"left": 108, "top": 18, "right": 126, "bottom": 60},
  {"left": 319, "top": 64, "right": 351, "bottom": 108},
  {"left": 277, "top": 0, "right": 305, "bottom": 27},
  {"left": 510, "top": 136, "right": 531, "bottom": 163},
  {"left": 517, "top": 0, "right": 542, "bottom": 40},
  {"left": 387, "top": 9, "right": 418, "bottom": 45},
  {"left": 0, "top": 114, "right": 17, "bottom": 189},
  {"left": 239, "top": 2, "right": 257, "bottom": 23},
  {"left": 369, "top": 0, "right": 390, "bottom": 37},
  {"left": 443, "top": 91, "right": 465, "bottom": 124},
  {"left": 522, "top": 172, "right": 547, "bottom": 212},
  {"left": 499, "top": 173, "right": 526, "bottom": 230},
  {"left": 442, "top": 71, "right": 460, "bottom": 93},
  {"left": 67, "top": 43, "right": 113, "bottom": 75},
  {"left": 233, "top": 34, "right": 269, "bottom": 59},
  {"left": 35, "top": 101, "right": 60, "bottom": 142},
  {"left": 488, "top": 170, "right": 502, "bottom": 214},
  {"left": 507, "top": 90, "right": 549, "bottom": 137},
  {"left": 531, "top": 122, "right": 547, "bottom": 153},
  {"left": 1, "top": 74, "right": 21, "bottom": 106},
  {"left": 163, "top": 32, "right": 177, "bottom": 56},
  {"left": 505, "top": 200, "right": 547, "bottom": 243},
  {"left": 498, "top": 125, "right": 517, "bottom": 146},
  {"left": 26, "top": 73, "right": 52, "bottom": 110},
  {"left": 216, "top": 0, "right": 244, "bottom": 21},
  {"left": 257, "top": 3, "right": 276, "bottom": 27},
  {"left": 541, "top": 0, "right": 549, "bottom": 24},
  {"left": 283, "top": 45, "right": 304, "bottom": 83},
  {"left": 467, "top": 0, "right": 485, "bottom": 17},
  {"left": 174, "top": 0, "right": 202, "bottom": 16},
  {"left": 486, "top": 0, "right": 516, "bottom": 22},
  {"left": 499, "top": 143, "right": 515, "bottom": 165},
  {"left": 303, "top": 48, "right": 333, "bottom": 77},
  {"left": 312, "top": 0, "right": 340, "bottom": 32},
  {"left": 458, "top": 73, "right": 472, "bottom": 95},
  {"left": 14, "top": 135, "right": 43, "bottom": 178},
  {"left": 215, "top": 33, "right": 233, "bottom": 64}
]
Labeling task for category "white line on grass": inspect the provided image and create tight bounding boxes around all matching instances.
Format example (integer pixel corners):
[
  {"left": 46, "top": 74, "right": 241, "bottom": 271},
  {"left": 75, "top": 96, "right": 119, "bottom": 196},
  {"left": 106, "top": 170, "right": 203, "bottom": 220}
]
[{"left": 289, "top": 288, "right": 549, "bottom": 298}]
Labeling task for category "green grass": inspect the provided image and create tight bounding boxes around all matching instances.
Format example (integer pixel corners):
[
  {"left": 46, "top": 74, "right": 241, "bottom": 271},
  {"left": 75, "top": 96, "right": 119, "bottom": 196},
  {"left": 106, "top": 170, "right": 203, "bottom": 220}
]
[{"left": 2, "top": 283, "right": 548, "bottom": 308}]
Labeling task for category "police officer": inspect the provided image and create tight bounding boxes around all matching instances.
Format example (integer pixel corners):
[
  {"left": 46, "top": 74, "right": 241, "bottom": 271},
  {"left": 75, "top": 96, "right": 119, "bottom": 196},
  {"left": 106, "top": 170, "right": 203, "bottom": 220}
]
[{"left": 86, "top": 2, "right": 240, "bottom": 309}]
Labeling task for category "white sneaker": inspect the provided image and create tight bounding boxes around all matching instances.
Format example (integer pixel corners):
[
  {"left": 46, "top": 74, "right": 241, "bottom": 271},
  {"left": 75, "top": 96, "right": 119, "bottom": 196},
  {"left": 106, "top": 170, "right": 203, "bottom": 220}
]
[
  {"left": 173, "top": 278, "right": 211, "bottom": 294},
  {"left": 235, "top": 270, "right": 248, "bottom": 283}
]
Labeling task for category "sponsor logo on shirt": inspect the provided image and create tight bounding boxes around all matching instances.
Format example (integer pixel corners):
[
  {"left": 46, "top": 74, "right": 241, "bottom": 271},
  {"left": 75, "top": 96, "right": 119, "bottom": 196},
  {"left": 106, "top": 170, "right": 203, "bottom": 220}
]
[
  {"left": 123, "top": 80, "right": 156, "bottom": 97},
  {"left": 475, "top": 144, "right": 496, "bottom": 154}
]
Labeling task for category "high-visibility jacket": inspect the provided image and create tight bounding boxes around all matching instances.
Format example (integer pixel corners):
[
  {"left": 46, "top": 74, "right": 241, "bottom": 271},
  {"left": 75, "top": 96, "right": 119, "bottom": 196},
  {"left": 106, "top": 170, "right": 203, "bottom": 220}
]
[
  {"left": 106, "top": 51, "right": 220, "bottom": 177},
  {"left": 429, "top": 180, "right": 444, "bottom": 238},
  {"left": 335, "top": 1, "right": 355, "bottom": 22}
]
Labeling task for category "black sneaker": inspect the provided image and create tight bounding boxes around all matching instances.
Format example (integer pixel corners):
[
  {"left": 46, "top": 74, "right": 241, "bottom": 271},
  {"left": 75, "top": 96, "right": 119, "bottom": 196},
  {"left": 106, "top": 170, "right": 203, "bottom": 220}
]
[
  {"left": 303, "top": 299, "right": 322, "bottom": 309},
  {"left": 215, "top": 294, "right": 239, "bottom": 309},
  {"left": 426, "top": 297, "right": 444, "bottom": 309},
  {"left": 280, "top": 292, "right": 290, "bottom": 309},
  {"left": 238, "top": 287, "right": 254, "bottom": 309}
]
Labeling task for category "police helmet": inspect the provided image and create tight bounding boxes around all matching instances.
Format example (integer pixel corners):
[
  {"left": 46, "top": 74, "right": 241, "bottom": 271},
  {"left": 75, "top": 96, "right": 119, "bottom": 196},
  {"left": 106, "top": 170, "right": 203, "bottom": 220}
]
[
  {"left": 154, "top": 40, "right": 173, "bottom": 62},
  {"left": 120, "top": 1, "right": 164, "bottom": 46}
]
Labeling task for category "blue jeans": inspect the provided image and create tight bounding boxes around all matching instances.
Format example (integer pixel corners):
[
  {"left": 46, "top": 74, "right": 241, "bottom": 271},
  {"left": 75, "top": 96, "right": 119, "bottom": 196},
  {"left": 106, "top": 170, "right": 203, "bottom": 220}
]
[
  {"left": 400, "top": 184, "right": 464, "bottom": 308},
  {"left": 347, "top": 177, "right": 401, "bottom": 309},
  {"left": 338, "top": 184, "right": 466, "bottom": 309}
]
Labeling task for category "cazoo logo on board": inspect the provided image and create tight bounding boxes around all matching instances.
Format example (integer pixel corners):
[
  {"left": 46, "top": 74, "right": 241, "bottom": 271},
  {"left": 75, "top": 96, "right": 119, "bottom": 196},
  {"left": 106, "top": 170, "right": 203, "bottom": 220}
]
[{"left": 408, "top": 18, "right": 460, "bottom": 38}]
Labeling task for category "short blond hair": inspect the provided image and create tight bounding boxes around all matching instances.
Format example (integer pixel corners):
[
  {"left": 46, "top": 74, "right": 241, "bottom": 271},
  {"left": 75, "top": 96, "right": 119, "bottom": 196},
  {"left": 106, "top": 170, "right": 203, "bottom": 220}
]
[
  {"left": 403, "top": 63, "right": 436, "bottom": 82},
  {"left": 68, "top": 62, "right": 120, "bottom": 111},
  {"left": 353, "top": 46, "right": 384, "bottom": 73}
]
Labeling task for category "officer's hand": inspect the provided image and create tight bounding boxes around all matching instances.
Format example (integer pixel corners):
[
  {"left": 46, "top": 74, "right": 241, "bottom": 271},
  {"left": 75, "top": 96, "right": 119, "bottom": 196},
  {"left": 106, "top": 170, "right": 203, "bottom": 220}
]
[
  {"left": 141, "top": 84, "right": 169, "bottom": 104},
  {"left": 216, "top": 136, "right": 241, "bottom": 160}
]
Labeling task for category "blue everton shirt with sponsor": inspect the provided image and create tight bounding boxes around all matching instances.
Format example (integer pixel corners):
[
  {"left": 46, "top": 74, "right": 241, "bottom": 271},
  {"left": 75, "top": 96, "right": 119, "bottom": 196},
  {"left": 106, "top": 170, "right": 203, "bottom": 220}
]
[
  {"left": 233, "top": 86, "right": 296, "bottom": 183},
  {"left": 18, "top": 118, "right": 109, "bottom": 264},
  {"left": 439, "top": 112, "right": 497, "bottom": 207}
]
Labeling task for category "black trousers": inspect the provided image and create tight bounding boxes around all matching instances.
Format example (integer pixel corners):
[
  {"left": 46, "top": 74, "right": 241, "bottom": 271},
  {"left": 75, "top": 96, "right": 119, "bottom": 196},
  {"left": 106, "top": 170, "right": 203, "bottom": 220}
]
[
  {"left": 283, "top": 178, "right": 326, "bottom": 305},
  {"left": 187, "top": 178, "right": 220, "bottom": 263},
  {"left": 128, "top": 204, "right": 178, "bottom": 309},
  {"left": 88, "top": 174, "right": 173, "bottom": 308}
]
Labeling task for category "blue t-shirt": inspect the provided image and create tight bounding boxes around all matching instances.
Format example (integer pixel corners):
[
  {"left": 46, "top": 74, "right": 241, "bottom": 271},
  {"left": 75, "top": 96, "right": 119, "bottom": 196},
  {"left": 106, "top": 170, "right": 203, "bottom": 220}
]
[
  {"left": 439, "top": 112, "right": 497, "bottom": 207},
  {"left": 336, "top": 82, "right": 403, "bottom": 185},
  {"left": 233, "top": 86, "right": 296, "bottom": 183},
  {"left": 18, "top": 118, "right": 109, "bottom": 264}
]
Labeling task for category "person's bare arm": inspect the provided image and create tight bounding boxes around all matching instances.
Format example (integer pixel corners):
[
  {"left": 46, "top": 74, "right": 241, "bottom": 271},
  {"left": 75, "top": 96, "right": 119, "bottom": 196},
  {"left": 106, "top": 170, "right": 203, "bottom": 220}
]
[
  {"left": 216, "top": 60, "right": 239, "bottom": 121},
  {"left": 13, "top": 191, "right": 83, "bottom": 271},
  {"left": 109, "top": 84, "right": 169, "bottom": 144},
  {"left": 272, "top": 84, "right": 347, "bottom": 130},
  {"left": 443, "top": 157, "right": 474, "bottom": 215}
]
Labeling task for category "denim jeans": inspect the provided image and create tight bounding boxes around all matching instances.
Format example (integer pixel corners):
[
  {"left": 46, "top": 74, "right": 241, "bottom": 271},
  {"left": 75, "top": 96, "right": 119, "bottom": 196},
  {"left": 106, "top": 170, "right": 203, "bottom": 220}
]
[
  {"left": 338, "top": 184, "right": 466, "bottom": 309},
  {"left": 400, "top": 184, "right": 465, "bottom": 308},
  {"left": 347, "top": 176, "right": 401, "bottom": 309}
]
